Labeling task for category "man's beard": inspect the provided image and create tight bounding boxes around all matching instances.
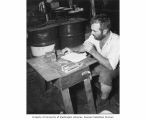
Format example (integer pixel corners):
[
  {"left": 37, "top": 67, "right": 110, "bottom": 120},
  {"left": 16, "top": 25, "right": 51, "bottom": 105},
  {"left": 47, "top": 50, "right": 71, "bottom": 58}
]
[{"left": 94, "top": 34, "right": 105, "bottom": 40}]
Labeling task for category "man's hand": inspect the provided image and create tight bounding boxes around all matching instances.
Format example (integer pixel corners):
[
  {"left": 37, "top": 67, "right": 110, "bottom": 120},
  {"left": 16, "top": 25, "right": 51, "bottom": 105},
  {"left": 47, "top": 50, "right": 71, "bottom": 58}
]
[
  {"left": 88, "top": 46, "right": 97, "bottom": 56},
  {"left": 83, "top": 42, "right": 98, "bottom": 56},
  {"left": 84, "top": 42, "right": 94, "bottom": 53},
  {"left": 62, "top": 47, "right": 72, "bottom": 55}
]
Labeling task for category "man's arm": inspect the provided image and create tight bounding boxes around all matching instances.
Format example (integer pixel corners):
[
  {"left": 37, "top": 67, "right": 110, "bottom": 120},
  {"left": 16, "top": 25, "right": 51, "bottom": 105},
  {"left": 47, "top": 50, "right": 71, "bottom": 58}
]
[
  {"left": 62, "top": 36, "right": 93, "bottom": 54},
  {"left": 61, "top": 45, "right": 85, "bottom": 54},
  {"left": 71, "top": 45, "right": 86, "bottom": 53},
  {"left": 62, "top": 42, "right": 92, "bottom": 54},
  {"left": 72, "top": 41, "right": 94, "bottom": 52},
  {"left": 88, "top": 47, "right": 113, "bottom": 70}
]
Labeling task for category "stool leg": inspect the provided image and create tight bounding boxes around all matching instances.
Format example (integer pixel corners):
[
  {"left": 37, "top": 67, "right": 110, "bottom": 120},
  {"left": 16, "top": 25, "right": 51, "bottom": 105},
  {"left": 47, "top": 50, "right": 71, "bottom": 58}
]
[
  {"left": 61, "top": 88, "right": 74, "bottom": 114},
  {"left": 84, "top": 78, "right": 96, "bottom": 114}
]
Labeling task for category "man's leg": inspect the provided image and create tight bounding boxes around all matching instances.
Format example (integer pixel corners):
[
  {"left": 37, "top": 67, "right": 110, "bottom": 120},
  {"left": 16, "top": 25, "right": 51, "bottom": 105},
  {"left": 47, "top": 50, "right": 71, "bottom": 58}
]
[
  {"left": 99, "top": 68, "right": 113, "bottom": 100},
  {"left": 100, "top": 83, "right": 112, "bottom": 100},
  {"left": 93, "top": 65, "right": 118, "bottom": 109}
]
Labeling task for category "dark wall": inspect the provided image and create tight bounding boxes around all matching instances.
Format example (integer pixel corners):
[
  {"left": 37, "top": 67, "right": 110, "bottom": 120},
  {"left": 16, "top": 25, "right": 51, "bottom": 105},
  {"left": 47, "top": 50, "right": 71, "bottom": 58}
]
[
  {"left": 27, "top": 0, "right": 92, "bottom": 20},
  {"left": 27, "top": 0, "right": 119, "bottom": 33},
  {"left": 94, "top": 0, "right": 119, "bottom": 34}
]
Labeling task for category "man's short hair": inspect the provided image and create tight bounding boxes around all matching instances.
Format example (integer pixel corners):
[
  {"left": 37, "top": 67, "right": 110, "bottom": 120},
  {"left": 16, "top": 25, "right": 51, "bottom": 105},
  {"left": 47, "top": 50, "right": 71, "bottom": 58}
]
[{"left": 90, "top": 14, "right": 111, "bottom": 31}]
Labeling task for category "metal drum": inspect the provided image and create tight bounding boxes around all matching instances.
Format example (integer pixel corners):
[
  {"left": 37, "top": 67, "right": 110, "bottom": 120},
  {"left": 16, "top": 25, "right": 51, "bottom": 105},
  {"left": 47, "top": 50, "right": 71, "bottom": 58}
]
[
  {"left": 59, "top": 18, "right": 87, "bottom": 49},
  {"left": 27, "top": 24, "right": 59, "bottom": 57}
]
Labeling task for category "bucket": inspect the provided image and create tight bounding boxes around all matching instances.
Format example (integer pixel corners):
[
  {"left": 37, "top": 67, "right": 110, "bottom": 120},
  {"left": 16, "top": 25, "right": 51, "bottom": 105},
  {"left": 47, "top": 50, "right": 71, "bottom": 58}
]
[
  {"left": 31, "top": 44, "right": 55, "bottom": 57},
  {"left": 28, "top": 25, "right": 59, "bottom": 57},
  {"left": 59, "top": 18, "right": 87, "bottom": 49}
]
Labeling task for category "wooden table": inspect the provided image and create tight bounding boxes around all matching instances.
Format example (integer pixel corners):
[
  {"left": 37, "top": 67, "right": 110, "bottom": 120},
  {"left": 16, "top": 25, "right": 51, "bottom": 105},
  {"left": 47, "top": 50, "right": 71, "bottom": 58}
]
[{"left": 27, "top": 55, "right": 98, "bottom": 114}]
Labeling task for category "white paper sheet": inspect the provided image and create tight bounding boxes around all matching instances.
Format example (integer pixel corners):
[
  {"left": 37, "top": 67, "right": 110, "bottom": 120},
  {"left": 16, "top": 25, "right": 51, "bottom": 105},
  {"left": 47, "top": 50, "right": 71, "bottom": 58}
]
[{"left": 61, "top": 52, "right": 87, "bottom": 63}]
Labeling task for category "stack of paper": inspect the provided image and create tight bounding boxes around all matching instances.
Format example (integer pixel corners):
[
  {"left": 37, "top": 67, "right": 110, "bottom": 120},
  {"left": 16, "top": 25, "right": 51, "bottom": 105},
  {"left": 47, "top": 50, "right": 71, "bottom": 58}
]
[{"left": 61, "top": 52, "right": 87, "bottom": 63}]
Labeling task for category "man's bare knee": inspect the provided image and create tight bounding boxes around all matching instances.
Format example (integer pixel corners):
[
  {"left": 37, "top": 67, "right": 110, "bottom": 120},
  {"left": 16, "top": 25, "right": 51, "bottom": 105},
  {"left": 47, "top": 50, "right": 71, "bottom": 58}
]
[
  {"left": 100, "top": 83, "right": 112, "bottom": 99},
  {"left": 99, "top": 71, "right": 112, "bottom": 86}
]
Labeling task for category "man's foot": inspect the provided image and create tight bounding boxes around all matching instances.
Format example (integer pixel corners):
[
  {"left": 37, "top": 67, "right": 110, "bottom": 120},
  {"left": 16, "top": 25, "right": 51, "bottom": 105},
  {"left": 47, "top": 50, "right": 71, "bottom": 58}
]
[
  {"left": 96, "top": 94, "right": 110, "bottom": 113},
  {"left": 99, "top": 110, "right": 113, "bottom": 114}
]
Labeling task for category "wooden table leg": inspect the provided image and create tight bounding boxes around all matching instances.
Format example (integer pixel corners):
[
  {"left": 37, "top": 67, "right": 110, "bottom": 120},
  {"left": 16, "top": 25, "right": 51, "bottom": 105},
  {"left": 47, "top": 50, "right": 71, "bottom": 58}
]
[
  {"left": 84, "top": 78, "right": 96, "bottom": 114},
  {"left": 61, "top": 88, "right": 74, "bottom": 114}
]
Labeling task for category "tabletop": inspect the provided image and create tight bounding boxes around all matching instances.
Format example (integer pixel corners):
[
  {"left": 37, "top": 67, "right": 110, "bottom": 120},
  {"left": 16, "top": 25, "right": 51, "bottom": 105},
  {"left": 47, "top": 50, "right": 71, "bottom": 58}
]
[{"left": 27, "top": 54, "right": 98, "bottom": 82}]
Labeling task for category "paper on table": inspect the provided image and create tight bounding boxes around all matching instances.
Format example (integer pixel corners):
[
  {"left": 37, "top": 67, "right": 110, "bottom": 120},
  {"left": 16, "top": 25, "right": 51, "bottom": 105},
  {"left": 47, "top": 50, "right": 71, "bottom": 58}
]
[{"left": 61, "top": 52, "right": 87, "bottom": 63}]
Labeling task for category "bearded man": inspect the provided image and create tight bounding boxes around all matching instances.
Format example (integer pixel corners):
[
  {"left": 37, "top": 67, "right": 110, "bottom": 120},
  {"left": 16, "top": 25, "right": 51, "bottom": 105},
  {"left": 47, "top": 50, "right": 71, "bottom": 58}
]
[{"left": 62, "top": 14, "right": 120, "bottom": 112}]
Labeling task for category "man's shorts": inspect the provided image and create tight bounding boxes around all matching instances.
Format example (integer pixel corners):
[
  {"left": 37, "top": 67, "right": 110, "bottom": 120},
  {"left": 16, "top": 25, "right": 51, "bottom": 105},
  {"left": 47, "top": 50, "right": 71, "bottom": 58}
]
[{"left": 92, "top": 64, "right": 119, "bottom": 86}]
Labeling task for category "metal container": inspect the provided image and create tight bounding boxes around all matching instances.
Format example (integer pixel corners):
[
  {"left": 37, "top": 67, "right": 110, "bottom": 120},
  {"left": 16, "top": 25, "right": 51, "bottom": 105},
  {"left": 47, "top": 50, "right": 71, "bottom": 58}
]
[
  {"left": 27, "top": 24, "right": 59, "bottom": 56},
  {"left": 59, "top": 18, "right": 87, "bottom": 49}
]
